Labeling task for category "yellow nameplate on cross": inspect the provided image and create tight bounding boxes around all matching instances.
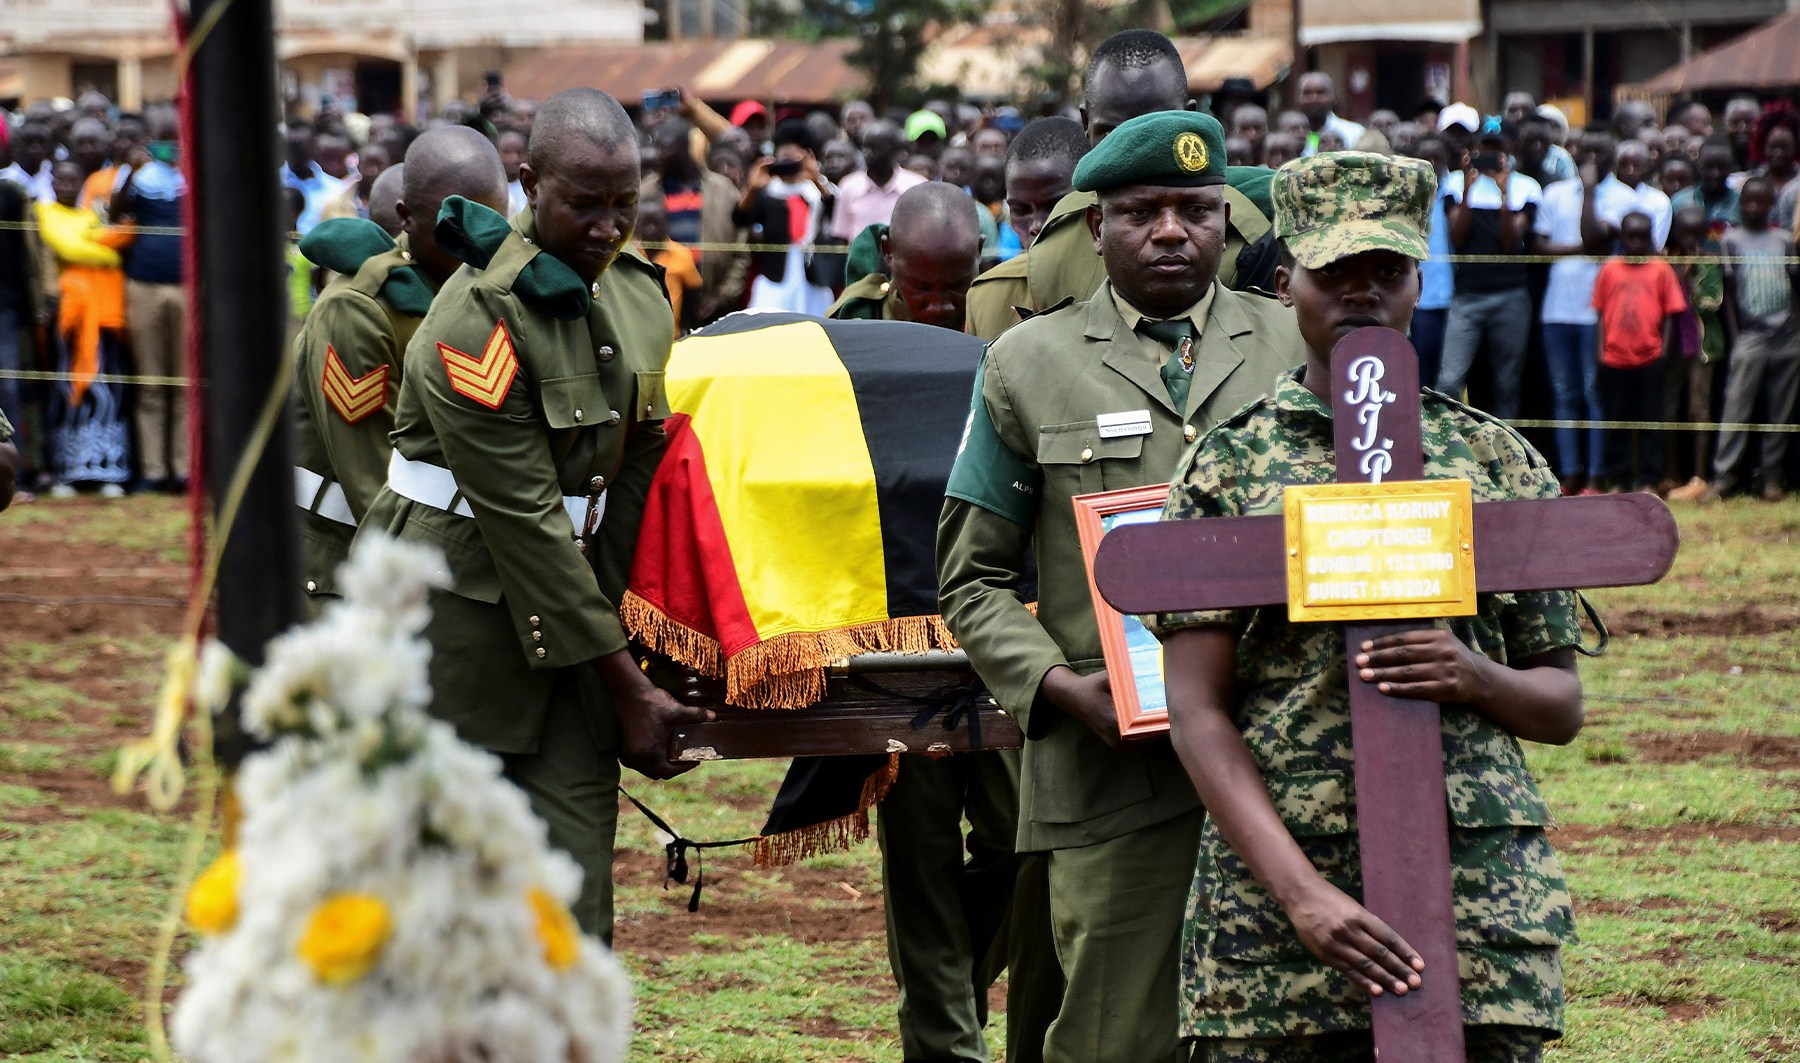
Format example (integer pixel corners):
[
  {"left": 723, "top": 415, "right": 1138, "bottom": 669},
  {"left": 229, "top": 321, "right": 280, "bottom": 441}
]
[{"left": 1283, "top": 480, "right": 1476, "bottom": 622}]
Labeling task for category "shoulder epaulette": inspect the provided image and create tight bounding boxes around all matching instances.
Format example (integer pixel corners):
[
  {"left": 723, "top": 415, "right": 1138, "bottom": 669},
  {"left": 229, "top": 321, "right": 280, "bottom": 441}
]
[
  {"left": 300, "top": 217, "right": 395, "bottom": 276},
  {"left": 435, "top": 195, "right": 589, "bottom": 321}
]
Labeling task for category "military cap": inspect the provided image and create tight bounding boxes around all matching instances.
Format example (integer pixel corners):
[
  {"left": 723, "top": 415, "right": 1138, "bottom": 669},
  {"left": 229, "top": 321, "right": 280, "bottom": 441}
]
[
  {"left": 1072, "top": 110, "right": 1227, "bottom": 193},
  {"left": 1272, "top": 151, "right": 1437, "bottom": 269}
]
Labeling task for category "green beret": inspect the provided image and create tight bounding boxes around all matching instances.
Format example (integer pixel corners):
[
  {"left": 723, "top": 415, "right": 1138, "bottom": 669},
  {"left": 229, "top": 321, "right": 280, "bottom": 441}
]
[
  {"left": 1272, "top": 151, "right": 1437, "bottom": 269},
  {"left": 1072, "top": 110, "right": 1227, "bottom": 193}
]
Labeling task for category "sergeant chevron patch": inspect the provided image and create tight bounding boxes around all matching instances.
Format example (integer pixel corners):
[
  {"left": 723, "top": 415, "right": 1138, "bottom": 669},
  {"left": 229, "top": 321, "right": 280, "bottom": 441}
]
[
  {"left": 439, "top": 320, "right": 520, "bottom": 409},
  {"left": 321, "top": 345, "right": 389, "bottom": 424}
]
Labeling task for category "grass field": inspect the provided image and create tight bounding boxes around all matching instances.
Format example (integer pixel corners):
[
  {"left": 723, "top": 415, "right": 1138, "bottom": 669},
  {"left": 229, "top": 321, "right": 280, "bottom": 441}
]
[{"left": 1, "top": 494, "right": 1796, "bottom": 1061}]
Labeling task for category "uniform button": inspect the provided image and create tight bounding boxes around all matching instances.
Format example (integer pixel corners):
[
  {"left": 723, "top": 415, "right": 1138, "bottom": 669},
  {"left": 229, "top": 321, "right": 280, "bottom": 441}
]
[
  {"left": 609, "top": 409, "right": 620, "bottom": 422},
  {"left": 589, "top": 475, "right": 606, "bottom": 491},
  {"left": 532, "top": 631, "right": 542, "bottom": 641},
  {"left": 1184, "top": 424, "right": 1198, "bottom": 443},
  {"left": 1079, "top": 446, "right": 1094, "bottom": 463},
  {"left": 305, "top": 580, "right": 317, "bottom": 593},
  {"left": 598, "top": 345, "right": 615, "bottom": 362},
  {"left": 529, "top": 615, "right": 541, "bottom": 626},
  {"left": 590, "top": 282, "right": 601, "bottom": 296},
  {"left": 535, "top": 647, "right": 547, "bottom": 659},
  {"left": 522, "top": 236, "right": 534, "bottom": 244},
  {"left": 645, "top": 403, "right": 655, "bottom": 417},
  {"left": 573, "top": 408, "right": 584, "bottom": 423},
  {"left": 400, "top": 250, "right": 412, "bottom": 261}
]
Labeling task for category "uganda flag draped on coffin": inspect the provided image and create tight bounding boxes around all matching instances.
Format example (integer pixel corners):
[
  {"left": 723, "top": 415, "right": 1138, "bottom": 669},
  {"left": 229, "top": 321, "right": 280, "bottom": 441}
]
[{"left": 622, "top": 312, "right": 987, "bottom": 709}]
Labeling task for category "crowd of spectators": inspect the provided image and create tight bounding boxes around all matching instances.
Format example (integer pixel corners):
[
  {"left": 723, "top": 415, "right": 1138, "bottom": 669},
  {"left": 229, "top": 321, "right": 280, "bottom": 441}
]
[{"left": 4, "top": 74, "right": 1798, "bottom": 502}]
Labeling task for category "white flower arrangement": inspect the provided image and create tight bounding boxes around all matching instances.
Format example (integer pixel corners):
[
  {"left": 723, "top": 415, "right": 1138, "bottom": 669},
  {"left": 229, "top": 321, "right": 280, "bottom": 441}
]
[{"left": 171, "top": 535, "right": 632, "bottom": 1063}]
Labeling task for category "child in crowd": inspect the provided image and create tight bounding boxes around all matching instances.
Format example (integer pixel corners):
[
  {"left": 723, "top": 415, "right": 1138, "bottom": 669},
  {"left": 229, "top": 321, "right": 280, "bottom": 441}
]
[
  {"left": 634, "top": 197, "right": 702, "bottom": 334},
  {"left": 1591, "top": 211, "right": 1686, "bottom": 491},
  {"left": 1666, "top": 206, "right": 1726, "bottom": 498},
  {"left": 1153, "top": 152, "right": 1583, "bottom": 1062},
  {"left": 1700, "top": 174, "right": 1799, "bottom": 502}
]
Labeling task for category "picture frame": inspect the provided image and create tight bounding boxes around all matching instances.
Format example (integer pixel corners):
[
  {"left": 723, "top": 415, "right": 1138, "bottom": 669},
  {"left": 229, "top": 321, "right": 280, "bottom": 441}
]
[{"left": 1071, "top": 483, "right": 1174, "bottom": 738}]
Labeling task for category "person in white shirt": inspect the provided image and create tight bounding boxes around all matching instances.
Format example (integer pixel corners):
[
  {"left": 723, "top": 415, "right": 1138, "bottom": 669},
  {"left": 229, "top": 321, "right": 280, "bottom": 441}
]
[
  {"left": 1591, "top": 139, "right": 1672, "bottom": 249},
  {"left": 1533, "top": 129, "right": 1615, "bottom": 492},
  {"left": 1296, "top": 72, "right": 1364, "bottom": 155},
  {"left": 0, "top": 121, "right": 56, "bottom": 203}
]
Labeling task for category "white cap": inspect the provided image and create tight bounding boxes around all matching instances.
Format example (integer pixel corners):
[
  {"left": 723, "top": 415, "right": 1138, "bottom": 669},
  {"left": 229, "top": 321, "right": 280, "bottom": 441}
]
[
  {"left": 1437, "top": 103, "right": 1480, "bottom": 133},
  {"left": 1535, "top": 103, "right": 1569, "bottom": 134}
]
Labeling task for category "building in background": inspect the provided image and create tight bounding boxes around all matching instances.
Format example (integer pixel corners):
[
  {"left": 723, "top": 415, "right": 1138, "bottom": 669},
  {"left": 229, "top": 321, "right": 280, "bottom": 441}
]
[{"left": 0, "top": 0, "right": 645, "bottom": 114}]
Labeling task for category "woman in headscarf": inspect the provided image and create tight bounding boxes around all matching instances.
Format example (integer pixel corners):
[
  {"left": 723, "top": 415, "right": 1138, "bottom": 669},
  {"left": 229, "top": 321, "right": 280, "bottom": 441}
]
[{"left": 35, "top": 159, "right": 133, "bottom": 495}]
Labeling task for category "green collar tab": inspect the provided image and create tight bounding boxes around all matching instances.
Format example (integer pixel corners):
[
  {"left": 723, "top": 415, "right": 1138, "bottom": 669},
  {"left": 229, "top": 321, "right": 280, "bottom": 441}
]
[
  {"left": 300, "top": 217, "right": 395, "bottom": 276},
  {"left": 436, "top": 195, "right": 590, "bottom": 321}
]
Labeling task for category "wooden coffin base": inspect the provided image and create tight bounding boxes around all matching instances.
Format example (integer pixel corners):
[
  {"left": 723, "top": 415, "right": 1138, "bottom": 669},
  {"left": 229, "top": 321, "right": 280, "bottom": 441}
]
[{"left": 661, "top": 651, "right": 1023, "bottom": 762}]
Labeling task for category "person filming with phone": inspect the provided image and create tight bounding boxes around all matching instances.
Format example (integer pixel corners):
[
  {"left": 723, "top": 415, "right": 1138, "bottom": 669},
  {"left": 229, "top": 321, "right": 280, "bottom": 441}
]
[
  {"left": 1437, "top": 114, "right": 1544, "bottom": 419},
  {"left": 735, "top": 119, "right": 838, "bottom": 314}
]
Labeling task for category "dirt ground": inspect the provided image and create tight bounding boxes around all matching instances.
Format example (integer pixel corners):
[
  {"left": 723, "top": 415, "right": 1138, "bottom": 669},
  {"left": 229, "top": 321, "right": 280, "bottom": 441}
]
[{"left": 4, "top": 496, "right": 1795, "bottom": 1058}]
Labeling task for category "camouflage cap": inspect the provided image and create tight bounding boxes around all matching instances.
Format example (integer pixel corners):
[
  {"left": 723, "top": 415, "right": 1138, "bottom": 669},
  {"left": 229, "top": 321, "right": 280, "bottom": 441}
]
[
  {"left": 1072, "top": 110, "right": 1227, "bottom": 193},
  {"left": 1272, "top": 151, "right": 1437, "bottom": 269}
]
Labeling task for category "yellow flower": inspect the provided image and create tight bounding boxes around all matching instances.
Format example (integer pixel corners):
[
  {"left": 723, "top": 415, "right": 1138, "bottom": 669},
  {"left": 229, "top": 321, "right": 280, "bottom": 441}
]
[
  {"left": 298, "top": 893, "right": 393, "bottom": 985},
  {"left": 528, "top": 887, "right": 578, "bottom": 971},
  {"left": 185, "top": 850, "right": 241, "bottom": 934}
]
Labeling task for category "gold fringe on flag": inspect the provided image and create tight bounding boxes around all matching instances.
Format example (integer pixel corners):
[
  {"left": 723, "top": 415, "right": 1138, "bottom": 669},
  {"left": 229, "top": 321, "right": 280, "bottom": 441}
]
[
  {"left": 621, "top": 590, "right": 960, "bottom": 710},
  {"left": 749, "top": 753, "right": 900, "bottom": 867}
]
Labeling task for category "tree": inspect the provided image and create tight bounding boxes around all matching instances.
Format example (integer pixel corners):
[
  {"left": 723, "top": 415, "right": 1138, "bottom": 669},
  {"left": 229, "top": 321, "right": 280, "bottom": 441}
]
[{"left": 749, "top": 0, "right": 992, "bottom": 110}]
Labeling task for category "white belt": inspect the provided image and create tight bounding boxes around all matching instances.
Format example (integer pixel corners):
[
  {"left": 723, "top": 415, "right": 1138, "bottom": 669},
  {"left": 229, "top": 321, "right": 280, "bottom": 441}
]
[
  {"left": 386, "top": 450, "right": 599, "bottom": 535},
  {"left": 294, "top": 466, "right": 356, "bottom": 527}
]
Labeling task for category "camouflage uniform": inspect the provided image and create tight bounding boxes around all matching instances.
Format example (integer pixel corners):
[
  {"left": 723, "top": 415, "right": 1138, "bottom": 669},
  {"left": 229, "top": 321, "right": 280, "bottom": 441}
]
[{"left": 1149, "top": 371, "right": 1579, "bottom": 1050}]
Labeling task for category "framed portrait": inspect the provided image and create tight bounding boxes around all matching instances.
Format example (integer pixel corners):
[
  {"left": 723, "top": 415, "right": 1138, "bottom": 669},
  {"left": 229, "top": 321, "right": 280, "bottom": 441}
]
[{"left": 1072, "top": 483, "right": 1173, "bottom": 738}]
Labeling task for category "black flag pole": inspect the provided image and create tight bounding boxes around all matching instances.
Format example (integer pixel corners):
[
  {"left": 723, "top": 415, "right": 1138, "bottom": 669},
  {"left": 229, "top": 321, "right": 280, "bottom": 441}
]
[{"left": 186, "top": 0, "right": 301, "bottom": 767}]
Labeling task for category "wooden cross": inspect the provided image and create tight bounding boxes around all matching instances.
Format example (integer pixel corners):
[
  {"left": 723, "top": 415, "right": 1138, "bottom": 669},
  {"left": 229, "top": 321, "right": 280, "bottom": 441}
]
[{"left": 1092, "top": 328, "right": 1679, "bottom": 1061}]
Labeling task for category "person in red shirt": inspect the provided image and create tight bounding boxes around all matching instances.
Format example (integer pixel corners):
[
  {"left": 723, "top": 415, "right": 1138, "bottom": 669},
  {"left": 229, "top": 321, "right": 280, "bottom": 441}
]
[{"left": 1591, "top": 210, "right": 1688, "bottom": 491}]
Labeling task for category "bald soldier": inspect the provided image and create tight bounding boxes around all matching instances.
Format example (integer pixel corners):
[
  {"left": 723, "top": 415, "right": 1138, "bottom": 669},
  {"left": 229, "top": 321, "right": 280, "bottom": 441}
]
[
  {"left": 366, "top": 163, "right": 404, "bottom": 238},
  {"left": 357, "top": 88, "right": 707, "bottom": 937},
  {"left": 828, "top": 182, "right": 983, "bottom": 327},
  {"left": 938, "top": 111, "right": 1301, "bottom": 1063},
  {"left": 829, "top": 182, "right": 1045, "bottom": 1063},
  {"left": 964, "top": 29, "right": 1278, "bottom": 342},
  {"left": 293, "top": 127, "right": 508, "bottom": 609}
]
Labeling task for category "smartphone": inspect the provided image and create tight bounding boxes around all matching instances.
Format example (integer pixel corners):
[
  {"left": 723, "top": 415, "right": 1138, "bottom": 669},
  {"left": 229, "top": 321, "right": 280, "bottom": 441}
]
[
  {"left": 1473, "top": 150, "right": 1502, "bottom": 173},
  {"left": 768, "top": 158, "right": 802, "bottom": 178},
  {"left": 642, "top": 90, "right": 680, "bottom": 114}
]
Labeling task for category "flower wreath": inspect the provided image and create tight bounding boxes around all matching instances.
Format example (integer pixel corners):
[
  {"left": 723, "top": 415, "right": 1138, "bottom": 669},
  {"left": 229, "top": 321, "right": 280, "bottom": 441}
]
[{"left": 171, "top": 536, "right": 631, "bottom": 1063}]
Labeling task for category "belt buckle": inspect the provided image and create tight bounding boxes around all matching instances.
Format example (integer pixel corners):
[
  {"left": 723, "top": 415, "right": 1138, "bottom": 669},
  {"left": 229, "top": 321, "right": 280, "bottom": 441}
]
[{"left": 576, "top": 474, "right": 608, "bottom": 554}]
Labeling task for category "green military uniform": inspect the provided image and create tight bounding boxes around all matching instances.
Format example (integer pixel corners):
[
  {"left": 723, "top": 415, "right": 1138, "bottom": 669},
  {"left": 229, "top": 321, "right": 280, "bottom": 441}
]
[
  {"left": 937, "top": 113, "right": 1301, "bottom": 1063},
  {"left": 824, "top": 274, "right": 1045, "bottom": 1063},
  {"left": 1153, "top": 376, "right": 1578, "bottom": 1055},
  {"left": 291, "top": 219, "right": 436, "bottom": 605},
  {"left": 826, "top": 273, "right": 908, "bottom": 321},
  {"left": 1150, "top": 152, "right": 1578, "bottom": 1061},
  {"left": 357, "top": 197, "right": 675, "bottom": 938},
  {"left": 965, "top": 166, "right": 1276, "bottom": 343},
  {"left": 963, "top": 253, "right": 1033, "bottom": 341}
]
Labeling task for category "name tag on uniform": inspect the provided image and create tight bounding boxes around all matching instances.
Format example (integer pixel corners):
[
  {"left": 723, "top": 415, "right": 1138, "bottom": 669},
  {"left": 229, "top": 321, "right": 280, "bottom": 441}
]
[{"left": 1096, "top": 409, "right": 1153, "bottom": 439}]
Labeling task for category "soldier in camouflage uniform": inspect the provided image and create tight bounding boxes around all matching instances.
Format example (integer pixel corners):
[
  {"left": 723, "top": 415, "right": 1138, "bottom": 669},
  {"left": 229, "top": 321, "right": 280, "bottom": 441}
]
[
  {"left": 292, "top": 127, "right": 508, "bottom": 609},
  {"left": 1149, "top": 152, "right": 1585, "bottom": 1062}
]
